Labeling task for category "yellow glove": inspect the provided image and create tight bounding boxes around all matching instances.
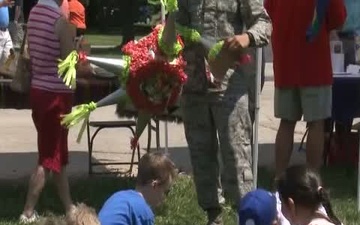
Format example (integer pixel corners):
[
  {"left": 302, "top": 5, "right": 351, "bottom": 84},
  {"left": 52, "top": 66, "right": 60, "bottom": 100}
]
[{"left": 58, "top": 50, "right": 79, "bottom": 90}]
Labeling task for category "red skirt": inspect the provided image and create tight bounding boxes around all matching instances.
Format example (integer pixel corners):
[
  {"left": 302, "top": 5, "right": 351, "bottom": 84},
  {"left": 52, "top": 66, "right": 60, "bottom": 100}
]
[{"left": 30, "top": 88, "right": 73, "bottom": 173}]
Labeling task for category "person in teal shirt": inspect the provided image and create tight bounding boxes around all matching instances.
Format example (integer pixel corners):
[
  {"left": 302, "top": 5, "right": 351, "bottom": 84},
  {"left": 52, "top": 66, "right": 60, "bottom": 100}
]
[
  {"left": 336, "top": 0, "right": 360, "bottom": 65},
  {"left": 342, "top": 0, "right": 360, "bottom": 33}
]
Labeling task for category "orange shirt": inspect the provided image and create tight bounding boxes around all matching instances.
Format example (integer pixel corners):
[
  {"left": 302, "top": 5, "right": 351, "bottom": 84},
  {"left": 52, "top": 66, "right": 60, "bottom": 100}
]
[{"left": 68, "top": 0, "right": 86, "bottom": 29}]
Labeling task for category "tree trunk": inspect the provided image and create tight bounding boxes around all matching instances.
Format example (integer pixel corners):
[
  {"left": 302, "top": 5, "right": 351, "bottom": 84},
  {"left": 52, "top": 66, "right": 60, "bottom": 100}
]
[{"left": 118, "top": 0, "right": 135, "bottom": 48}]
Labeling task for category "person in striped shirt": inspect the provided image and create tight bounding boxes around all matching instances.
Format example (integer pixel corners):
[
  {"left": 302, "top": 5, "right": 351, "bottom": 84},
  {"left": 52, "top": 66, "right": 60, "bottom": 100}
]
[{"left": 19, "top": 0, "right": 86, "bottom": 223}]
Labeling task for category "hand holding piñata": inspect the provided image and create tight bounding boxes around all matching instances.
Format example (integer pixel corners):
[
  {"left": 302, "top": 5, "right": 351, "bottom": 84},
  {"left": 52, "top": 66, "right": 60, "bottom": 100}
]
[{"left": 176, "top": 25, "right": 252, "bottom": 80}]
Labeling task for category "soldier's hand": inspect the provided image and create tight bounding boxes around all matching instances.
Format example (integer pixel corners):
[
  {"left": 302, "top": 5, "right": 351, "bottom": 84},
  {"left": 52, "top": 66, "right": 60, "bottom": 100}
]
[{"left": 223, "top": 34, "right": 250, "bottom": 53}]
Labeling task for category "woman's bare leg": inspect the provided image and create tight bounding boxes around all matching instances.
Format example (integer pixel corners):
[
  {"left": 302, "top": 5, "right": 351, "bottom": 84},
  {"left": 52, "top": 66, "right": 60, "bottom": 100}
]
[
  {"left": 22, "top": 165, "right": 47, "bottom": 217},
  {"left": 53, "top": 166, "right": 74, "bottom": 214}
]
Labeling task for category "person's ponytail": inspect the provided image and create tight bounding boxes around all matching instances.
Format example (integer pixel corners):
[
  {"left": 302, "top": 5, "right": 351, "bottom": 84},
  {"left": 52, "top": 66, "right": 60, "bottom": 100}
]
[{"left": 318, "top": 188, "right": 341, "bottom": 225}]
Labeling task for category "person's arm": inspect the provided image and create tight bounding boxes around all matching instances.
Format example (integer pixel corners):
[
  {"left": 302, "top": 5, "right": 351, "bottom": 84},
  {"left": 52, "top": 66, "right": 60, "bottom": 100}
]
[
  {"left": 325, "top": 0, "right": 347, "bottom": 31},
  {"left": 55, "top": 17, "right": 76, "bottom": 59},
  {"left": 0, "top": 0, "right": 14, "bottom": 8},
  {"left": 14, "top": 0, "right": 22, "bottom": 23},
  {"left": 223, "top": 0, "right": 272, "bottom": 53},
  {"left": 61, "top": 0, "right": 69, "bottom": 19},
  {"left": 239, "top": 0, "right": 272, "bottom": 47}
]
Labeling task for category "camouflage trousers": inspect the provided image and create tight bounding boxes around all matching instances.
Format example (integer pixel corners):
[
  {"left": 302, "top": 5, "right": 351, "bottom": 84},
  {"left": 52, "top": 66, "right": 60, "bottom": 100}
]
[{"left": 181, "top": 74, "right": 254, "bottom": 210}]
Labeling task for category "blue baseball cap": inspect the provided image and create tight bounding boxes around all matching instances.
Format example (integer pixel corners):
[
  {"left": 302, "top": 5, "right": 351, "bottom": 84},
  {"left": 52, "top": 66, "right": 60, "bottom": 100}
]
[{"left": 238, "top": 189, "right": 277, "bottom": 225}]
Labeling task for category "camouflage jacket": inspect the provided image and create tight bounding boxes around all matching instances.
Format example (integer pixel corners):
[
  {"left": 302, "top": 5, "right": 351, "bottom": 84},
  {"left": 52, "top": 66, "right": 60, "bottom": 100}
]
[{"left": 176, "top": 0, "right": 272, "bottom": 94}]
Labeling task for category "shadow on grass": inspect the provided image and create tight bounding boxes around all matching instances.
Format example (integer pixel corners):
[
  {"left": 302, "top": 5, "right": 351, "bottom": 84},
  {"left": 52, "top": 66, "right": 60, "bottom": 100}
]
[
  {"left": 321, "top": 166, "right": 357, "bottom": 198},
  {"left": 0, "top": 150, "right": 141, "bottom": 222},
  {"left": 90, "top": 47, "right": 123, "bottom": 56},
  {"left": 0, "top": 145, "right": 359, "bottom": 224},
  {"left": 147, "top": 142, "right": 306, "bottom": 175},
  {"left": 0, "top": 176, "right": 136, "bottom": 222},
  {"left": 0, "top": 151, "right": 141, "bottom": 179},
  {"left": 1, "top": 166, "right": 358, "bottom": 224}
]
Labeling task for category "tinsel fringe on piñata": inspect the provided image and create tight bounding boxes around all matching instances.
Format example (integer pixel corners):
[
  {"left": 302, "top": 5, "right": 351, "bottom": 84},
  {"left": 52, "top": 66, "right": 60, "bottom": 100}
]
[
  {"left": 118, "top": 24, "right": 186, "bottom": 116},
  {"left": 115, "top": 103, "right": 183, "bottom": 123}
]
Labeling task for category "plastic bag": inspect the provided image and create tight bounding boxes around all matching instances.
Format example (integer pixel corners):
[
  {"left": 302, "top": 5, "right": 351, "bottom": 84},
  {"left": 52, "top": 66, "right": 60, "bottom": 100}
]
[
  {"left": 0, "top": 49, "right": 18, "bottom": 76},
  {"left": 10, "top": 27, "right": 31, "bottom": 93}
]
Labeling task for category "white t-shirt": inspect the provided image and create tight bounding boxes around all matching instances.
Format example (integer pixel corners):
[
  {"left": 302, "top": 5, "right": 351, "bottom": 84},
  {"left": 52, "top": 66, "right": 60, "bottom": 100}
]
[{"left": 308, "top": 217, "right": 335, "bottom": 225}]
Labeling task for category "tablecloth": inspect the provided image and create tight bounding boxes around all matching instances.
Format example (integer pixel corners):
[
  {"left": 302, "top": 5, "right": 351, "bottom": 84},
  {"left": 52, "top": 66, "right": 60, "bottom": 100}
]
[{"left": 332, "top": 76, "right": 360, "bottom": 125}]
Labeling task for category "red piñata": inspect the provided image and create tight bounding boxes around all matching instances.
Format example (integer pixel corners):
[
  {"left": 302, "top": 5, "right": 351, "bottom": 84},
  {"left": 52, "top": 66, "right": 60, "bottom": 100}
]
[{"left": 121, "top": 25, "right": 187, "bottom": 114}]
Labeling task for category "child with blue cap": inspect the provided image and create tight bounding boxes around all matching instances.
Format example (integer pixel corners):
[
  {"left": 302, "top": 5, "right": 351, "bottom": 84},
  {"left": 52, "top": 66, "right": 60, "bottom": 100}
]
[{"left": 238, "top": 189, "right": 278, "bottom": 225}]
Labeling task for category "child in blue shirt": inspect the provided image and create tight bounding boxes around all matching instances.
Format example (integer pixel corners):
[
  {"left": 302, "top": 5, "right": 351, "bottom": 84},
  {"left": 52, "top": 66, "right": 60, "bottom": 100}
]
[{"left": 98, "top": 152, "right": 177, "bottom": 225}]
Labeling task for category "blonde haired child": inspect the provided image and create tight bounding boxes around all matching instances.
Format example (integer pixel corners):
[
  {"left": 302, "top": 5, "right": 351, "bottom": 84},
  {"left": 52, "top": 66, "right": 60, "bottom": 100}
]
[{"left": 37, "top": 203, "right": 100, "bottom": 225}]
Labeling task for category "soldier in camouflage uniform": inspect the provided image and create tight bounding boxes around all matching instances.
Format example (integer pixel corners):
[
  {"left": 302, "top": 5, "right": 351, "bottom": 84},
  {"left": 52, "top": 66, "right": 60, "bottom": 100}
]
[{"left": 176, "top": 0, "right": 271, "bottom": 224}]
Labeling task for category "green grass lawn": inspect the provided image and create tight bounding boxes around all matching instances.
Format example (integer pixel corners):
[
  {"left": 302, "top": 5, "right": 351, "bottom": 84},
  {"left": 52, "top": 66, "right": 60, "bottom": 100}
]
[
  {"left": 84, "top": 34, "right": 145, "bottom": 47},
  {"left": 84, "top": 34, "right": 122, "bottom": 47},
  {"left": 83, "top": 34, "right": 126, "bottom": 58},
  {"left": 0, "top": 166, "right": 359, "bottom": 225}
]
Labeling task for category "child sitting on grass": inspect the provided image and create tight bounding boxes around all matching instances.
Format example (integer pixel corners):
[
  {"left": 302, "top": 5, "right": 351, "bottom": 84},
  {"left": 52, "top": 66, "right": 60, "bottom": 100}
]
[
  {"left": 37, "top": 203, "right": 100, "bottom": 225},
  {"left": 238, "top": 188, "right": 278, "bottom": 225},
  {"left": 98, "top": 152, "right": 177, "bottom": 225},
  {"left": 277, "top": 165, "right": 341, "bottom": 225}
]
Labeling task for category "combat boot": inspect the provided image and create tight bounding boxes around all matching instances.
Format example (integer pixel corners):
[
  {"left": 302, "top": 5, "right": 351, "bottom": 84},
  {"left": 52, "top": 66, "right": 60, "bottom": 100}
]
[{"left": 206, "top": 208, "right": 223, "bottom": 225}]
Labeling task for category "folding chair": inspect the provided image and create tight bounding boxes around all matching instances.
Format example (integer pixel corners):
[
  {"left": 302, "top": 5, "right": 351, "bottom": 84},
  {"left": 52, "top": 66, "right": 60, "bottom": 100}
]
[{"left": 86, "top": 120, "right": 140, "bottom": 175}]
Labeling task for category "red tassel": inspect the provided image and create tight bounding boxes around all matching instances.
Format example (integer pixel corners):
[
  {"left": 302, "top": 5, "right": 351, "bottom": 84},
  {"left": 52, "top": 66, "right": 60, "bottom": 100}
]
[
  {"left": 78, "top": 51, "right": 87, "bottom": 62},
  {"left": 237, "top": 54, "right": 252, "bottom": 65},
  {"left": 130, "top": 136, "right": 139, "bottom": 150}
]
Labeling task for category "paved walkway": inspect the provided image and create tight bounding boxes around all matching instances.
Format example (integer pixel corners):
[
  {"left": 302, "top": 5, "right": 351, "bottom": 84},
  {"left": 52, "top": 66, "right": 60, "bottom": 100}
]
[{"left": 0, "top": 63, "right": 309, "bottom": 180}]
